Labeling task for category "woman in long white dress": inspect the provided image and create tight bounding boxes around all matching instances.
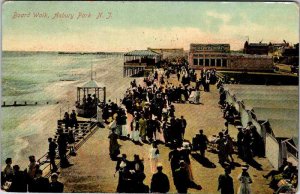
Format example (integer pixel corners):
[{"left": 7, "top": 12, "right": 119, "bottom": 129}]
[
  {"left": 130, "top": 117, "right": 140, "bottom": 143},
  {"left": 194, "top": 89, "right": 200, "bottom": 104},
  {"left": 149, "top": 143, "right": 160, "bottom": 173},
  {"left": 237, "top": 167, "right": 252, "bottom": 194}
]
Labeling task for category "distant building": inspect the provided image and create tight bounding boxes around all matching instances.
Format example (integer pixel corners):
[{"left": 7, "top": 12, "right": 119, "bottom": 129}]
[
  {"left": 188, "top": 43, "right": 273, "bottom": 71},
  {"left": 279, "top": 43, "right": 299, "bottom": 65},
  {"left": 243, "top": 41, "right": 269, "bottom": 55},
  {"left": 147, "top": 48, "right": 185, "bottom": 60},
  {"left": 123, "top": 49, "right": 162, "bottom": 77},
  {"left": 229, "top": 54, "right": 273, "bottom": 71},
  {"left": 188, "top": 43, "right": 230, "bottom": 68}
]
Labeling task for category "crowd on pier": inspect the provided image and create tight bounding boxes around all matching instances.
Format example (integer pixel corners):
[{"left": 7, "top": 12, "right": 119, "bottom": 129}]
[{"left": 107, "top": 65, "right": 215, "bottom": 193}]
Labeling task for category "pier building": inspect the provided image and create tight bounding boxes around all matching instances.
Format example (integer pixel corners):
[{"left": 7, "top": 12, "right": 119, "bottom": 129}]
[{"left": 123, "top": 50, "right": 161, "bottom": 77}]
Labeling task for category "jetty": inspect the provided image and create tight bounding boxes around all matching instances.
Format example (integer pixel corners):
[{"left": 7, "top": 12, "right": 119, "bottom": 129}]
[{"left": 1, "top": 100, "right": 60, "bottom": 107}]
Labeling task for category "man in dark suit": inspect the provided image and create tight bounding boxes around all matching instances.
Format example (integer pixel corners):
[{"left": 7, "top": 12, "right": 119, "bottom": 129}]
[
  {"left": 48, "top": 138, "right": 58, "bottom": 172},
  {"left": 196, "top": 129, "right": 209, "bottom": 157},
  {"left": 49, "top": 173, "right": 64, "bottom": 193},
  {"left": 31, "top": 170, "right": 50, "bottom": 192},
  {"left": 180, "top": 116, "right": 187, "bottom": 139},
  {"left": 218, "top": 167, "right": 234, "bottom": 194},
  {"left": 151, "top": 163, "right": 170, "bottom": 193}
]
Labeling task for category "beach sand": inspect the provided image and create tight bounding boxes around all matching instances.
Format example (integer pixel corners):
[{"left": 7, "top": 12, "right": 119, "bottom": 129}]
[{"left": 1, "top": 56, "right": 135, "bottom": 169}]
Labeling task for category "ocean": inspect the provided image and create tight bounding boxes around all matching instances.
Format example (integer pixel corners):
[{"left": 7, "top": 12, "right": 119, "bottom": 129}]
[{"left": 1, "top": 51, "right": 133, "bottom": 169}]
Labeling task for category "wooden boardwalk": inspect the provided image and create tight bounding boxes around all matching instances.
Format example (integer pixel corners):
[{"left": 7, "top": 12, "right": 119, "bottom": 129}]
[{"left": 59, "top": 73, "right": 275, "bottom": 193}]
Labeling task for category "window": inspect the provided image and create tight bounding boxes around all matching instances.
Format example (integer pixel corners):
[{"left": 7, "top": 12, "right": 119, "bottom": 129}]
[
  {"left": 223, "top": 59, "right": 227, "bottom": 67},
  {"left": 205, "top": 59, "right": 209, "bottom": 66},
  {"left": 217, "top": 59, "right": 221, "bottom": 67},
  {"left": 199, "top": 59, "right": 204, "bottom": 66},
  {"left": 193, "top": 58, "right": 198, "bottom": 65},
  {"left": 211, "top": 59, "right": 216, "bottom": 66}
]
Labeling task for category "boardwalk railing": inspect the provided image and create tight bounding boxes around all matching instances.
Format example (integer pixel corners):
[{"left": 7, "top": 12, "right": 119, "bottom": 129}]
[
  {"left": 285, "top": 140, "right": 298, "bottom": 160},
  {"left": 38, "top": 114, "right": 99, "bottom": 178}
]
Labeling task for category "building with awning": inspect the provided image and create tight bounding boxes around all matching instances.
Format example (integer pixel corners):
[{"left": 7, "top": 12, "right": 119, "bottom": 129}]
[
  {"left": 224, "top": 84, "right": 298, "bottom": 169},
  {"left": 188, "top": 43, "right": 273, "bottom": 71},
  {"left": 123, "top": 49, "right": 162, "bottom": 77}
]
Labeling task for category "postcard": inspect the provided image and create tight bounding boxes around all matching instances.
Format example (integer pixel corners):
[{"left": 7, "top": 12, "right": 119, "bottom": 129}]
[{"left": 1, "top": 1, "right": 299, "bottom": 193}]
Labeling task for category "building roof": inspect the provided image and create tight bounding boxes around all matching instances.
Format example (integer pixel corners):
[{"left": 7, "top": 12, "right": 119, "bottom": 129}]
[
  {"left": 229, "top": 53, "right": 272, "bottom": 58},
  {"left": 190, "top": 43, "right": 230, "bottom": 52},
  {"left": 224, "top": 84, "right": 298, "bottom": 139},
  {"left": 124, "top": 50, "right": 161, "bottom": 57},
  {"left": 79, "top": 80, "right": 105, "bottom": 88},
  {"left": 248, "top": 43, "right": 269, "bottom": 47}
]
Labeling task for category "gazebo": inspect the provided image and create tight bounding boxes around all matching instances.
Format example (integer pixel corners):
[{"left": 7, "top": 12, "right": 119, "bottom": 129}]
[{"left": 76, "top": 80, "right": 106, "bottom": 117}]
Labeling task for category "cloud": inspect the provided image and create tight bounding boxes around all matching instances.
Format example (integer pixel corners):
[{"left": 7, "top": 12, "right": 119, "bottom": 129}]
[
  {"left": 3, "top": 21, "right": 299, "bottom": 52},
  {"left": 206, "top": 11, "right": 231, "bottom": 23}
]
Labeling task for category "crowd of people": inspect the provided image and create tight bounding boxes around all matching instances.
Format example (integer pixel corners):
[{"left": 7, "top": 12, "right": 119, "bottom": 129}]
[
  {"left": 1, "top": 157, "right": 64, "bottom": 192},
  {"left": 263, "top": 158, "right": 298, "bottom": 193},
  {"left": 218, "top": 82, "right": 298, "bottom": 193},
  {"left": 107, "top": 66, "right": 207, "bottom": 193}
]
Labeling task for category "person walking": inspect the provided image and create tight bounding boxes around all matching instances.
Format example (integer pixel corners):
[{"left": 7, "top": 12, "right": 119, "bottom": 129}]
[
  {"left": 218, "top": 167, "right": 234, "bottom": 194},
  {"left": 139, "top": 115, "right": 147, "bottom": 142},
  {"left": 174, "top": 161, "right": 202, "bottom": 193},
  {"left": 237, "top": 166, "right": 252, "bottom": 194},
  {"left": 70, "top": 110, "right": 78, "bottom": 129},
  {"left": 180, "top": 116, "right": 187, "bottom": 139},
  {"left": 48, "top": 138, "right": 58, "bottom": 172},
  {"left": 57, "top": 129, "right": 70, "bottom": 168},
  {"left": 108, "top": 128, "right": 120, "bottom": 160},
  {"left": 150, "top": 163, "right": 170, "bottom": 193},
  {"left": 149, "top": 142, "right": 160, "bottom": 173},
  {"left": 177, "top": 71, "right": 180, "bottom": 81},
  {"left": 196, "top": 129, "right": 209, "bottom": 157}
]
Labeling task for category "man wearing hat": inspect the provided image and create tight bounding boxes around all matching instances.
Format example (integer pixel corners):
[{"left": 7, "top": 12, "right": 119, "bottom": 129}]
[
  {"left": 218, "top": 167, "right": 234, "bottom": 194},
  {"left": 237, "top": 127, "right": 244, "bottom": 159},
  {"left": 48, "top": 137, "right": 58, "bottom": 172},
  {"left": 49, "top": 173, "right": 64, "bottom": 193},
  {"left": 195, "top": 129, "right": 209, "bottom": 157},
  {"left": 150, "top": 163, "right": 170, "bottom": 193},
  {"left": 31, "top": 169, "right": 50, "bottom": 192}
]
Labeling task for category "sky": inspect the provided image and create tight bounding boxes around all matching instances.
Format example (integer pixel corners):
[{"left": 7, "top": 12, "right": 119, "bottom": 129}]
[{"left": 2, "top": 1, "right": 299, "bottom": 52}]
